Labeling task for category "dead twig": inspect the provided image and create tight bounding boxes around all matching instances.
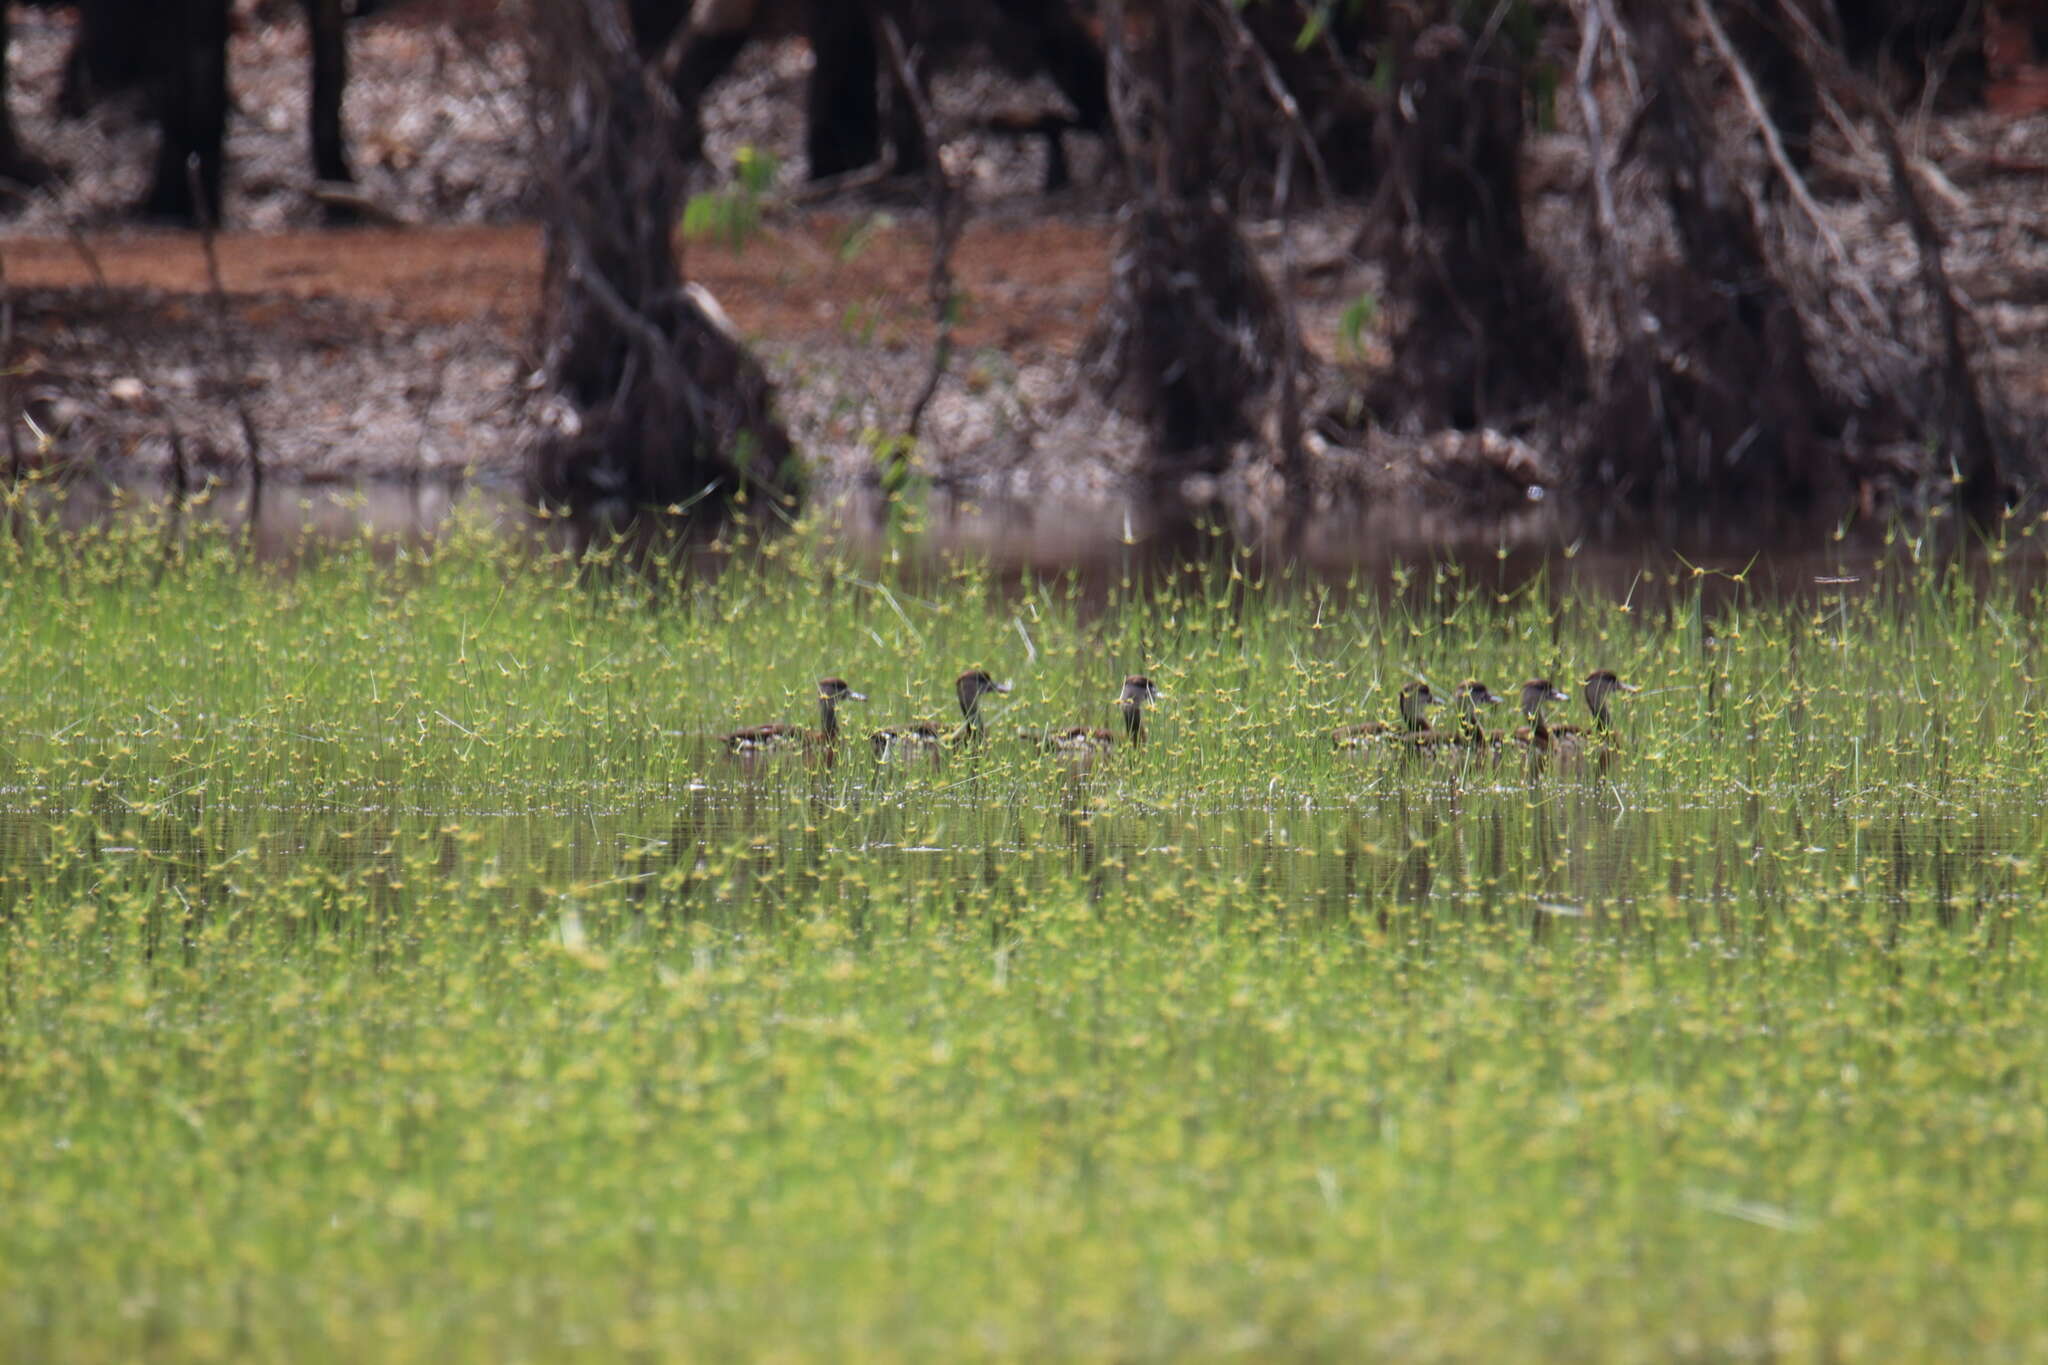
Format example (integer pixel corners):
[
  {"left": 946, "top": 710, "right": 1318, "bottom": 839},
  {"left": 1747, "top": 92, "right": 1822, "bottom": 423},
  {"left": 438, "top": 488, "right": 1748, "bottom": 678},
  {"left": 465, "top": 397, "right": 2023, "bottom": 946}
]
[
  {"left": 1206, "top": 0, "right": 1333, "bottom": 209},
  {"left": 1, "top": 250, "right": 20, "bottom": 482},
  {"left": 876, "top": 10, "right": 963, "bottom": 446},
  {"left": 188, "top": 154, "right": 265, "bottom": 502},
  {"left": 407, "top": 342, "right": 453, "bottom": 484},
  {"left": 1690, "top": 0, "right": 1885, "bottom": 330},
  {"left": 59, "top": 215, "right": 192, "bottom": 498}
]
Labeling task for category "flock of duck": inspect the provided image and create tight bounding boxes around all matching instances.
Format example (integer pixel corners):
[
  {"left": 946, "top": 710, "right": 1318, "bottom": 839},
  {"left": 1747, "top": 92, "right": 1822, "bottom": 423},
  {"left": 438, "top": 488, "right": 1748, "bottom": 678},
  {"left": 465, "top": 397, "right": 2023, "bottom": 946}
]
[
  {"left": 1332, "top": 671, "right": 1639, "bottom": 757},
  {"left": 718, "top": 667, "right": 1637, "bottom": 762}
]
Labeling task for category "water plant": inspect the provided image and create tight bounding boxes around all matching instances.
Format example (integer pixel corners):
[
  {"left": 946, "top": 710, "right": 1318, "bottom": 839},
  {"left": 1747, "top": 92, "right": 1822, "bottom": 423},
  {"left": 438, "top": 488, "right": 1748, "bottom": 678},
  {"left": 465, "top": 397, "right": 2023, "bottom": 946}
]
[{"left": 2, "top": 495, "right": 2045, "bottom": 1361}]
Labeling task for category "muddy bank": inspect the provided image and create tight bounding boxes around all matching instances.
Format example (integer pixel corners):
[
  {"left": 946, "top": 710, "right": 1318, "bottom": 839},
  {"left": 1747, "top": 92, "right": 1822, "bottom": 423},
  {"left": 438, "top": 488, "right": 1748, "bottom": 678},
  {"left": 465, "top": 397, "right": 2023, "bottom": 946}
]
[{"left": 4, "top": 4, "right": 2048, "bottom": 543}]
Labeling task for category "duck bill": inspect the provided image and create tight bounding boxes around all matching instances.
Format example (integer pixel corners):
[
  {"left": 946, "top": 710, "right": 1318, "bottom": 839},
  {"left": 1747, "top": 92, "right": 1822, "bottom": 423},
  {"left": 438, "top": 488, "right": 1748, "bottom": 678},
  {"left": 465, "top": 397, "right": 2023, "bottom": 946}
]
[
  {"left": 844, "top": 691, "right": 868, "bottom": 702},
  {"left": 1617, "top": 681, "right": 1641, "bottom": 694},
  {"left": 992, "top": 681, "right": 1014, "bottom": 694}
]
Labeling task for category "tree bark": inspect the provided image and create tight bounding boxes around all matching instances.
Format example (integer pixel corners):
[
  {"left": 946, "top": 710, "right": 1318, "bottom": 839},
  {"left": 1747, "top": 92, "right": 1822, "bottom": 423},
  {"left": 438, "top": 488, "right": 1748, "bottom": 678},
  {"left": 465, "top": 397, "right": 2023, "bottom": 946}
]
[
  {"left": 529, "top": 0, "right": 798, "bottom": 516},
  {"left": 1581, "top": 0, "right": 1838, "bottom": 510},
  {"left": 1369, "top": 17, "right": 1585, "bottom": 433}
]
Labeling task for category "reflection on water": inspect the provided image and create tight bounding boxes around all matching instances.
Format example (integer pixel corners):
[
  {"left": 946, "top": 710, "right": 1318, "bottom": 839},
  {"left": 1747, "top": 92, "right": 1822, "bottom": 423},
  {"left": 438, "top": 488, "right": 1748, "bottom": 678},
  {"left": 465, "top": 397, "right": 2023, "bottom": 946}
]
[
  {"left": 20, "top": 475, "right": 2014, "bottom": 611},
  {"left": 1, "top": 757, "right": 2026, "bottom": 956},
  {"left": 7, "top": 476, "right": 2036, "bottom": 949}
]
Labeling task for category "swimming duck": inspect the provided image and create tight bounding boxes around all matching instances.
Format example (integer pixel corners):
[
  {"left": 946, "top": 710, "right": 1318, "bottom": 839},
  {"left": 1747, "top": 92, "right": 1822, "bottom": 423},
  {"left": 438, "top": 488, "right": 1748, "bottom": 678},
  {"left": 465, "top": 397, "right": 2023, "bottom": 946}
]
[
  {"left": 1335, "top": 681, "right": 1438, "bottom": 750},
  {"left": 1422, "top": 679, "right": 1504, "bottom": 749},
  {"left": 871, "top": 668, "right": 1013, "bottom": 759},
  {"left": 1030, "top": 674, "right": 1160, "bottom": 753},
  {"left": 1509, "top": 678, "right": 1570, "bottom": 751},
  {"left": 1547, "top": 669, "right": 1639, "bottom": 752},
  {"left": 722, "top": 677, "right": 866, "bottom": 754}
]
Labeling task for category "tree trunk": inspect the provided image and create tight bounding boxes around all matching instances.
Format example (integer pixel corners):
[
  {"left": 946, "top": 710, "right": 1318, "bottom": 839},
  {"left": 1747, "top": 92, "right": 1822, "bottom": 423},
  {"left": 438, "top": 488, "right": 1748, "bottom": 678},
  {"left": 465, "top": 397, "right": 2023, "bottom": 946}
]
[
  {"left": 143, "top": 0, "right": 231, "bottom": 225},
  {"left": 1368, "top": 17, "right": 1585, "bottom": 433},
  {"left": 1582, "top": 0, "right": 1839, "bottom": 510},
  {"left": 59, "top": 0, "right": 161, "bottom": 117},
  {"left": 528, "top": 0, "right": 799, "bottom": 517},
  {"left": 1085, "top": 0, "right": 1299, "bottom": 473},
  {"left": 804, "top": 0, "right": 894, "bottom": 178},
  {"left": 306, "top": 0, "right": 354, "bottom": 191}
]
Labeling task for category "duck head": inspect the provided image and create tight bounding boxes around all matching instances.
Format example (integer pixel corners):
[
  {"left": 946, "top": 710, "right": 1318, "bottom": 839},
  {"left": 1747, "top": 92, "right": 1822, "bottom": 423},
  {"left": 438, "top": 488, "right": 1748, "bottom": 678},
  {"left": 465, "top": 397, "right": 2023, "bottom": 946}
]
[
  {"left": 815, "top": 676, "right": 867, "bottom": 737},
  {"left": 1120, "top": 674, "right": 1161, "bottom": 740},
  {"left": 1398, "top": 680, "right": 1440, "bottom": 731},
  {"left": 955, "top": 668, "right": 1013, "bottom": 729},
  {"left": 1520, "top": 678, "right": 1569, "bottom": 719},
  {"left": 1582, "top": 670, "right": 1639, "bottom": 728}
]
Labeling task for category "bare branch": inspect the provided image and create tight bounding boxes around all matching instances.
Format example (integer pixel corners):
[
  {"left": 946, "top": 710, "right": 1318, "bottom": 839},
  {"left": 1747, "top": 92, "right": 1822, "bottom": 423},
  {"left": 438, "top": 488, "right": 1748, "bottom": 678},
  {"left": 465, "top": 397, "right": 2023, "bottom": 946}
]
[
  {"left": 1691, "top": 0, "right": 1884, "bottom": 328},
  {"left": 1209, "top": 1, "right": 1333, "bottom": 207},
  {"left": 876, "top": 11, "right": 964, "bottom": 446},
  {"left": 189, "top": 154, "right": 265, "bottom": 498},
  {"left": 60, "top": 217, "right": 192, "bottom": 497}
]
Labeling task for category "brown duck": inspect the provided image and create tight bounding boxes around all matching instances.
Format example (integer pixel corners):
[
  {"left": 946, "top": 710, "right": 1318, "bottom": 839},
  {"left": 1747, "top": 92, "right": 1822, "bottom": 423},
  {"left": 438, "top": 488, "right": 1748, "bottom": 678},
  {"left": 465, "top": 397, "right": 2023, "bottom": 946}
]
[
  {"left": 1421, "top": 679, "right": 1504, "bottom": 750},
  {"left": 871, "top": 668, "right": 1013, "bottom": 759},
  {"left": 722, "top": 677, "right": 866, "bottom": 755},
  {"left": 1335, "top": 681, "right": 1438, "bottom": 750},
  {"left": 1546, "top": 669, "right": 1639, "bottom": 754},
  {"left": 1030, "top": 675, "right": 1161, "bottom": 754},
  {"left": 1510, "top": 678, "right": 1571, "bottom": 752}
]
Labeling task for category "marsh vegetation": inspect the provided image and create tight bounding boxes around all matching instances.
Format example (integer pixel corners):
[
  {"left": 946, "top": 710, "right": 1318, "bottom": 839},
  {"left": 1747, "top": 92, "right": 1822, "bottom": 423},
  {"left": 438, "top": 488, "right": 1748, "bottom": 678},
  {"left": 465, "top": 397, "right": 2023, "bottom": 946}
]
[{"left": 2, "top": 499, "right": 2046, "bottom": 1359}]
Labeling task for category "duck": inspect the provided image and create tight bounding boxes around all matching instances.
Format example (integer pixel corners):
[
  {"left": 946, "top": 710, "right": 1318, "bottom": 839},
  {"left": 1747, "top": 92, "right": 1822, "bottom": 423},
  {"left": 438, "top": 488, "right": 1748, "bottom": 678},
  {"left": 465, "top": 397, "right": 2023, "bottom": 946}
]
[
  {"left": 1509, "top": 678, "right": 1571, "bottom": 751},
  {"left": 1546, "top": 669, "right": 1639, "bottom": 753},
  {"left": 1422, "top": 679, "right": 1504, "bottom": 749},
  {"left": 1028, "top": 674, "right": 1161, "bottom": 754},
  {"left": 722, "top": 677, "right": 866, "bottom": 755},
  {"left": 870, "top": 668, "right": 1013, "bottom": 759},
  {"left": 1335, "top": 680, "right": 1438, "bottom": 750}
]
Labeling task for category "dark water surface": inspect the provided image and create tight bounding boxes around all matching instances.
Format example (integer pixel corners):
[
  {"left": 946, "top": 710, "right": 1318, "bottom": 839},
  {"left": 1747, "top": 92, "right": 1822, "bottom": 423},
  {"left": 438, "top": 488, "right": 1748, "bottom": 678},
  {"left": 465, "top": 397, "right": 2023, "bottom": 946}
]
[{"left": 34, "top": 474, "right": 2021, "bottom": 615}]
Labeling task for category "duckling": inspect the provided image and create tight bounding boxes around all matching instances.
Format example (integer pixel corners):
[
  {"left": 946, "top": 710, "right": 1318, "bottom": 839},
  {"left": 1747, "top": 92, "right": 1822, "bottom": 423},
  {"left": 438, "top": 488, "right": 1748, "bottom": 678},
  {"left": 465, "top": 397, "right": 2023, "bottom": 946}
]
[
  {"left": 1509, "top": 678, "right": 1570, "bottom": 751},
  {"left": 1547, "top": 669, "right": 1639, "bottom": 753},
  {"left": 1421, "top": 679, "right": 1504, "bottom": 750},
  {"left": 871, "top": 668, "right": 1013, "bottom": 759},
  {"left": 723, "top": 677, "right": 866, "bottom": 754},
  {"left": 1029, "top": 675, "right": 1160, "bottom": 754},
  {"left": 1335, "top": 681, "right": 1439, "bottom": 750}
]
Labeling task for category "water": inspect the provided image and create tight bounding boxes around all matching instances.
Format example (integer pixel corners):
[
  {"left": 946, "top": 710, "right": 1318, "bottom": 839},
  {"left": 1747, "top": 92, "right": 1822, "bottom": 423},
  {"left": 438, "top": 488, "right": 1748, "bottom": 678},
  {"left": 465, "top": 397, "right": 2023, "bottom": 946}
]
[{"left": 29, "top": 473, "right": 1995, "bottom": 615}]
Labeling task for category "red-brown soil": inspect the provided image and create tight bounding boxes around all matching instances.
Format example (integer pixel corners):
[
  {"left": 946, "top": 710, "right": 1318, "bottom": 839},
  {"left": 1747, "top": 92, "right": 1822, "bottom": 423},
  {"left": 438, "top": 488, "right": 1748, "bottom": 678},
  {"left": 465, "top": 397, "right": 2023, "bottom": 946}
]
[{"left": 2, "top": 216, "right": 1113, "bottom": 353}]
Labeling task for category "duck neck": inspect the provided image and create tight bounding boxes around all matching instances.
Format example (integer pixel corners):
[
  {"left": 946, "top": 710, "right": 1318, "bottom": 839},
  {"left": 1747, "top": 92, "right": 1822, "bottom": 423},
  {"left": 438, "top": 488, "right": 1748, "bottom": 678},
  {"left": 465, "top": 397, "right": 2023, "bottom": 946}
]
[
  {"left": 1458, "top": 700, "right": 1484, "bottom": 741},
  {"left": 1123, "top": 699, "right": 1145, "bottom": 743},
  {"left": 818, "top": 694, "right": 838, "bottom": 741}
]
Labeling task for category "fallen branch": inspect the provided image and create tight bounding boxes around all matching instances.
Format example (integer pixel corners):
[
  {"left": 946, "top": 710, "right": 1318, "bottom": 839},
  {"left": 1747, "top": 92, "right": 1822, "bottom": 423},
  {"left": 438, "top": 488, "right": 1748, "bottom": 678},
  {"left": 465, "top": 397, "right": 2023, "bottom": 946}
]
[{"left": 308, "top": 181, "right": 410, "bottom": 227}]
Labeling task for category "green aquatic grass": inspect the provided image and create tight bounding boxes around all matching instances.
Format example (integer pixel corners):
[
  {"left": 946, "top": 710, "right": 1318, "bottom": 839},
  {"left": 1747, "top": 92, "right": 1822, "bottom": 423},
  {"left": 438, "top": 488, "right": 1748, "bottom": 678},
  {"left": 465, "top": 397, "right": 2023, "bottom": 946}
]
[{"left": 3, "top": 495, "right": 2048, "bottom": 1361}]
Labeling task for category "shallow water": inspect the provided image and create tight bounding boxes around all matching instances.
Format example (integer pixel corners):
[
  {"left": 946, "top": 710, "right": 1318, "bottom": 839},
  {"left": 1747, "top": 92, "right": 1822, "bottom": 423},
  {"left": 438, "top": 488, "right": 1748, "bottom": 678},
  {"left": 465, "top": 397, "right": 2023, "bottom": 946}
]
[
  {"left": 1, "top": 738, "right": 2026, "bottom": 952},
  {"left": 33, "top": 474, "right": 2009, "bottom": 614}
]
